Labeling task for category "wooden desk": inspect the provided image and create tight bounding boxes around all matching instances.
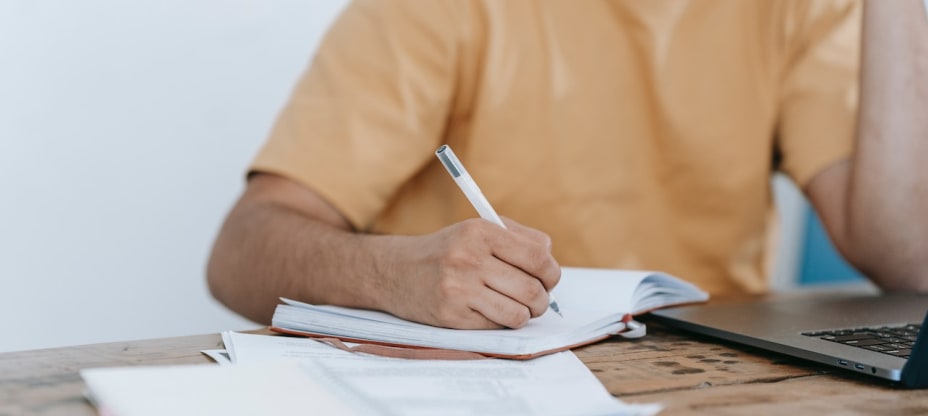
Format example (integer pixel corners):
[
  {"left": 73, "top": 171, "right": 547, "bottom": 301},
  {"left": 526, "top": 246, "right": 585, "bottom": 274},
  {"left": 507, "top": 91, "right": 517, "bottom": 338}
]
[{"left": 2, "top": 320, "right": 926, "bottom": 415}]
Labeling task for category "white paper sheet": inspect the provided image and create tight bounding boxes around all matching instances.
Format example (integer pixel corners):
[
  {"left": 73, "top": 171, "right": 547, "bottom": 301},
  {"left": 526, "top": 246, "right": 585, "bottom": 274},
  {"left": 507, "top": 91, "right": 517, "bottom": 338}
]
[
  {"left": 223, "top": 331, "right": 358, "bottom": 364},
  {"left": 81, "top": 362, "right": 360, "bottom": 416},
  {"left": 211, "top": 331, "right": 661, "bottom": 416},
  {"left": 299, "top": 351, "right": 661, "bottom": 416}
]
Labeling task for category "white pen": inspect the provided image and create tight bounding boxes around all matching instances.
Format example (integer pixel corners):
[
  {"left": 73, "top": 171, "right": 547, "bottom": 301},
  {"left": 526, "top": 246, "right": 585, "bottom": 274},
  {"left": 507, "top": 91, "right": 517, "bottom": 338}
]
[{"left": 435, "top": 144, "right": 563, "bottom": 318}]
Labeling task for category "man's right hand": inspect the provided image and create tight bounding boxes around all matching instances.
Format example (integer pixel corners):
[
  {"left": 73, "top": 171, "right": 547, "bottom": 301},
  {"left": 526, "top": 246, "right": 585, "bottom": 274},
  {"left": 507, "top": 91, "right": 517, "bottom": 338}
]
[
  {"left": 208, "top": 173, "right": 560, "bottom": 329},
  {"left": 371, "top": 217, "right": 561, "bottom": 330}
]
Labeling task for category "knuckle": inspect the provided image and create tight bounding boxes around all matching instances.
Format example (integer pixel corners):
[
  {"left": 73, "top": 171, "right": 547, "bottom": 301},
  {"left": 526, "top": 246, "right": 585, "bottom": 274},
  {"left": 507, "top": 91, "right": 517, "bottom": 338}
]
[
  {"left": 534, "top": 256, "right": 561, "bottom": 290},
  {"left": 439, "top": 245, "right": 481, "bottom": 272},
  {"left": 529, "top": 299, "right": 548, "bottom": 318},
  {"left": 440, "top": 224, "right": 493, "bottom": 271},
  {"left": 523, "top": 283, "right": 549, "bottom": 317},
  {"left": 536, "top": 231, "right": 553, "bottom": 249},
  {"left": 529, "top": 250, "right": 546, "bottom": 270},
  {"left": 508, "top": 307, "right": 531, "bottom": 328},
  {"left": 516, "top": 225, "right": 550, "bottom": 246},
  {"left": 496, "top": 303, "right": 531, "bottom": 328},
  {"left": 457, "top": 218, "right": 491, "bottom": 239},
  {"left": 527, "top": 250, "right": 555, "bottom": 276},
  {"left": 523, "top": 280, "right": 545, "bottom": 300},
  {"left": 436, "top": 275, "right": 465, "bottom": 298}
]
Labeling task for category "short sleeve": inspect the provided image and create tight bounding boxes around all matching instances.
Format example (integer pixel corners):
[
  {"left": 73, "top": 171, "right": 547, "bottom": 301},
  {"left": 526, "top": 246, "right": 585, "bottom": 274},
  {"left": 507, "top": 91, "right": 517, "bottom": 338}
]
[
  {"left": 251, "top": 0, "right": 459, "bottom": 229},
  {"left": 777, "top": 0, "right": 861, "bottom": 188}
]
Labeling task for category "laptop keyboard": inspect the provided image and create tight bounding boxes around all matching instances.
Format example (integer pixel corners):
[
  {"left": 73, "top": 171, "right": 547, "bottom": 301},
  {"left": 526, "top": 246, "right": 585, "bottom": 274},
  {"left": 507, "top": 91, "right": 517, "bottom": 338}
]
[{"left": 802, "top": 324, "right": 920, "bottom": 359}]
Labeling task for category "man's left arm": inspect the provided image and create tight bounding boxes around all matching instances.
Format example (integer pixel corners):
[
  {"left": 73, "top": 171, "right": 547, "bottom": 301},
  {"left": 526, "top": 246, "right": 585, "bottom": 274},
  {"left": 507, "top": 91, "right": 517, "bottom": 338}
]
[{"left": 807, "top": 0, "right": 928, "bottom": 291}]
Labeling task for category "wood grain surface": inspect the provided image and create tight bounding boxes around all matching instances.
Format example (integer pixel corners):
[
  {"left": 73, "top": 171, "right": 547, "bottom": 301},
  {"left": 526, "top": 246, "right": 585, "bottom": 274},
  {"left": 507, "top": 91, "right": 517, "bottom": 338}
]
[{"left": 2, "top": 320, "right": 926, "bottom": 415}]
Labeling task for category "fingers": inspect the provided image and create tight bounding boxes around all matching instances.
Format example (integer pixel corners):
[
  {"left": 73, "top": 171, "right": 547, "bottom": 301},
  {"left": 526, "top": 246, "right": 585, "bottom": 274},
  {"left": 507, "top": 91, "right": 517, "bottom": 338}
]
[
  {"left": 458, "top": 217, "right": 560, "bottom": 323},
  {"left": 428, "top": 272, "right": 527, "bottom": 330},
  {"left": 438, "top": 248, "right": 550, "bottom": 326},
  {"left": 502, "top": 217, "right": 552, "bottom": 249},
  {"left": 480, "top": 260, "right": 551, "bottom": 318},
  {"left": 491, "top": 218, "right": 561, "bottom": 292},
  {"left": 467, "top": 285, "right": 532, "bottom": 329},
  {"left": 410, "top": 218, "right": 560, "bottom": 329}
]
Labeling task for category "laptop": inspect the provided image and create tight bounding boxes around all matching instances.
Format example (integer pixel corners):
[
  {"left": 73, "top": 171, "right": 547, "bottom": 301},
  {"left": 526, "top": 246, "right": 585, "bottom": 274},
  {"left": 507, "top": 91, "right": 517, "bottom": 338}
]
[{"left": 649, "top": 293, "right": 928, "bottom": 388}]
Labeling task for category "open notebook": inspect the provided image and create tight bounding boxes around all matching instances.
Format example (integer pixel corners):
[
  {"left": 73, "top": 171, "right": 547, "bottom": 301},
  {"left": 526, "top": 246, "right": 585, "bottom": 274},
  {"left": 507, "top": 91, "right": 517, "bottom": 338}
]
[{"left": 271, "top": 267, "right": 708, "bottom": 359}]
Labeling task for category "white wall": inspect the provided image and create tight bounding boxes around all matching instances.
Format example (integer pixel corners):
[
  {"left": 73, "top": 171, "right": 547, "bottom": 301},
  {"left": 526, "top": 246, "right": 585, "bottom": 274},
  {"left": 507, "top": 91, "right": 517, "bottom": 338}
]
[
  {"left": 770, "top": 173, "right": 809, "bottom": 292},
  {"left": 0, "top": 0, "right": 348, "bottom": 352}
]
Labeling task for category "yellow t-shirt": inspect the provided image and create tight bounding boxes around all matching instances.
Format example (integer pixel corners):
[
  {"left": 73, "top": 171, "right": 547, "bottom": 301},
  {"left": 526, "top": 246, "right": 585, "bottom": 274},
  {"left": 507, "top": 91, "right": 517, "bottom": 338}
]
[{"left": 252, "top": 0, "right": 860, "bottom": 295}]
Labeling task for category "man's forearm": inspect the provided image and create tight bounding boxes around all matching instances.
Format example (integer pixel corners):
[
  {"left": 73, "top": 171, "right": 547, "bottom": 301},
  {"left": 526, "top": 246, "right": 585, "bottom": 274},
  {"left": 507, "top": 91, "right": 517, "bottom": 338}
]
[
  {"left": 207, "top": 201, "right": 389, "bottom": 324},
  {"left": 847, "top": 0, "right": 928, "bottom": 288},
  {"left": 207, "top": 174, "right": 560, "bottom": 328}
]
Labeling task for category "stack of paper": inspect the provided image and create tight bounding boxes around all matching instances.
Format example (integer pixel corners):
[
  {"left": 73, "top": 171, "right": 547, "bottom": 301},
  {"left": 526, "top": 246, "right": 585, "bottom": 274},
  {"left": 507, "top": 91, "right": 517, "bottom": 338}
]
[
  {"left": 81, "top": 332, "right": 662, "bottom": 415},
  {"left": 212, "top": 331, "right": 360, "bottom": 365}
]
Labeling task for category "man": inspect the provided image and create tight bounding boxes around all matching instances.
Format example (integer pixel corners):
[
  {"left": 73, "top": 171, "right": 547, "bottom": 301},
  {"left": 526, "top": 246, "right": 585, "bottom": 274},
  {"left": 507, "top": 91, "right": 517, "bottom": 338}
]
[{"left": 207, "top": 0, "right": 928, "bottom": 329}]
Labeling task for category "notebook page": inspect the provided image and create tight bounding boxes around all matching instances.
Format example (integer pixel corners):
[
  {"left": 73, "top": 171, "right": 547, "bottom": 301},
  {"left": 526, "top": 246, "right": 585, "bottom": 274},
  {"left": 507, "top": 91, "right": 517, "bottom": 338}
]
[
  {"left": 550, "top": 267, "right": 652, "bottom": 315},
  {"left": 274, "top": 302, "right": 620, "bottom": 355}
]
